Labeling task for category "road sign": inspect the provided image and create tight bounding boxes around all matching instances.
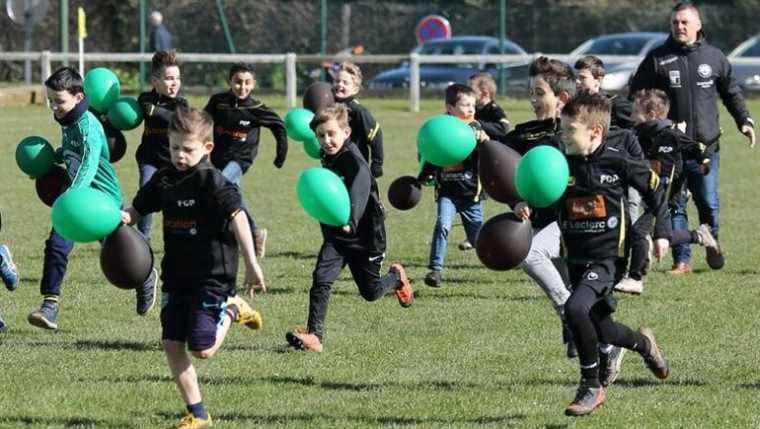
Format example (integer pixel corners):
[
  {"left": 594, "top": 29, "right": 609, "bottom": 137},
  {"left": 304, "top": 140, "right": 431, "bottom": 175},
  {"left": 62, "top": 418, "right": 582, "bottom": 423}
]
[{"left": 415, "top": 15, "right": 452, "bottom": 45}]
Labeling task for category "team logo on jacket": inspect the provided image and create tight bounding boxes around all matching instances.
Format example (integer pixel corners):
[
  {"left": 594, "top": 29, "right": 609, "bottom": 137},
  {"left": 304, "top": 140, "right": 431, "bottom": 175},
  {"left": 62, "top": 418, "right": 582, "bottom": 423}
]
[
  {"left": 669, "top": 70, "right": 681, "bottom": 87},
  {"left": 586, "top": 271, "right": 599, "bottom": 281},
  {"left": 697, "top": 64, "right": 712, "bottom": 79},
  {"left": 239, "top": 120, "right": 250, "bottom": 126},
  {"left": 607, "top": 216, "right": 618, "bottom": 229},
  {"left": 600, "top": 174, "right": 620, "bottom": 185}
]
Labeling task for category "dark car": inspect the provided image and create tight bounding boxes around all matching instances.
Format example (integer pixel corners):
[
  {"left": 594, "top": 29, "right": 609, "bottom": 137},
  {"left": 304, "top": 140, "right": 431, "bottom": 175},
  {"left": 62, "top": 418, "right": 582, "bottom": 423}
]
[
  {"left": 368, "top": 36, "right": 530, "bottom": 90},
  {"left": 569, "top": 32, "right": 668, "bottom": 91},
  {"left": 728, "top": 35, "right": 760, "bottom": 92}
]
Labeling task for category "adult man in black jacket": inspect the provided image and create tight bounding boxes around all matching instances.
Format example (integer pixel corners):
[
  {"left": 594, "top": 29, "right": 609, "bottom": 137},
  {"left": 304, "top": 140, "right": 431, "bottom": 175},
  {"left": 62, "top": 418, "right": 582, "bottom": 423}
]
[{"left": 629, "top": 1, "right": 755, "bottom": 273}]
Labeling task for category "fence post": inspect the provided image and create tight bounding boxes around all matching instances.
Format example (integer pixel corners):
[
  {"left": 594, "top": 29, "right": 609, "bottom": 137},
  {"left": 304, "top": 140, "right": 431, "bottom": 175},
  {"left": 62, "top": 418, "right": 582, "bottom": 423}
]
[
  {"left": 409, "top": 53, "right": 420, "bottom": 113},
  {"left": 285, "top": 53, "right": 297, "bottom": 110},
  {"left": 41, "top": 51, "right": 51, "bottom": 107}
]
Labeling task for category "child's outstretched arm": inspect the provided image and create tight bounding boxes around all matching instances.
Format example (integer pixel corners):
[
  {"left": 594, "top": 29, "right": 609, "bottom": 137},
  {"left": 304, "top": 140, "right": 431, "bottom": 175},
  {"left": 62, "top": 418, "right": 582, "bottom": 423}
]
[
  {"left": 230, "top": 210, "right": 266, "bottom": 298},
  {"left": 252, "top": 104, "right": 288, "bottom": 168}
]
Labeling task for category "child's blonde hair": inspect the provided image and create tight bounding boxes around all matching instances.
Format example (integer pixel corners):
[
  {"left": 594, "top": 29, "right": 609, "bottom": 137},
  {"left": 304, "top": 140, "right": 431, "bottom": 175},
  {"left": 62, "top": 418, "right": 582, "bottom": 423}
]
[
  {"left": 469, "top": 72, "right": 497, "bottom": 98},
  {"left": 169, "top": 107, "right": 213, "bottom": 142},
  {"left": 312, "top": 103, "right": 350, "bottom": 130},
  {"left": 338, "top": 62, "right": 363, "bottom": 88}
]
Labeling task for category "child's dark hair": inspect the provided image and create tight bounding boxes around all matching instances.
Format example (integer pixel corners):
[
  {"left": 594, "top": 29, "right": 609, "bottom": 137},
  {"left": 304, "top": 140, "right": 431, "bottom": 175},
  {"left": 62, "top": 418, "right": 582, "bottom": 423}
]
[
  {"left": 151, "top": 50, "right": 179, "bottom": 77},
  {"left": 530, "top": 56, "right": 577, "bottom": 97},
  {"left": 312, "top": 103, "right": 350, "bottom": 130},
  {"left": 469, "top": 72, "right": 497, "bottom": 98},
  {"left": 632, "top": 89, "right": 670, "bottom": 119},
  {"left": 169, "top": 106, "right": 213, "bottom": 142},
  {"left": 574, "top": 55, "right": 606, "bottom": 80},
  {"left": 445, "top": 83, "right": 477, "bottom": 107},
  {"left": 228, "top": 63, "right": 256, "bottom": 81},
  {"left": 44, "top": 67, "right": 84, "bottom": 94},
  {"left": 561, "top": 92, "right": 612, "bottom": 137}
]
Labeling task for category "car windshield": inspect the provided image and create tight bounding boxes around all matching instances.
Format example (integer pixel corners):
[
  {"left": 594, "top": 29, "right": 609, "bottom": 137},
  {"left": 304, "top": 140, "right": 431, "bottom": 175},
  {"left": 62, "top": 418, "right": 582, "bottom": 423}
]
[
  {"left": 740, "top": 41, "right": 760, "bottom": 57},
  {"left": 583, "top": 37, "right": 651, "bottom": 56}
]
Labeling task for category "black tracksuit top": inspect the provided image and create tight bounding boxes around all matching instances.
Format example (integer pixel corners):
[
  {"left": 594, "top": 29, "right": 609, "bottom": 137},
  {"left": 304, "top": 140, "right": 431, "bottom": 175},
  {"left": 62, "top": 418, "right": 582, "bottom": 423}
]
[
  {"left": 336, "top": 97, "right": 384, "bottom": 177},
  {"left": 204, "top": 92, "right": 288, "bottom": 172},
  {"left": 133, "top": 158, "right": 243, "bottom": 296},
  {"left": 476, "top": 100, "right": 510, "bottom": 141},
  {"left": 559, "top": 141, "right": 671, "bottom": 265},
  {"left": 136, "top": 90, "right": 189, "bottom": 168},
  {"left": 630, "top": 35, "right": 752, "bottom": 146},
  {"left": 320, "top": 141, "right": 386, "bottom": 254},
  {"left": 634, "top": 119, "right": 709, "bottom": 200}
]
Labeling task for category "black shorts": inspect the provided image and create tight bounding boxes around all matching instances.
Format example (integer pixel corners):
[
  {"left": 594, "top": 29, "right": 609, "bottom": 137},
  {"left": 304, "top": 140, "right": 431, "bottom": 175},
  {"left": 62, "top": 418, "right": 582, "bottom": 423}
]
[
  {"left": 568, "top": 258, "right": 626, "bottom": 295},
  {"left": 160, "top": 289, "right": 228, "bottom": 352}
]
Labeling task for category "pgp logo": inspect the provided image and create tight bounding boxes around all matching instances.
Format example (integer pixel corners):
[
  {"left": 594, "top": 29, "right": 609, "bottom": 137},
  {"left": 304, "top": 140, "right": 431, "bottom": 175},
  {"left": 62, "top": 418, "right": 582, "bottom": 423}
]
[
  {"left": 600, "top": 174, "right": 620, "bottom": 185},
  {"left": 177, "top": 199, "right": 196, "bottom": 208}
]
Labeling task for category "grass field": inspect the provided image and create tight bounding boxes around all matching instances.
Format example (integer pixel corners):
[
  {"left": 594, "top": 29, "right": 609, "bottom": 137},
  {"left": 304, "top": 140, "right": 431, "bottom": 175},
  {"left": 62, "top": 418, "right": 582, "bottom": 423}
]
[{"left": 1, "top": 95, "right": 760, "bottom": 428}]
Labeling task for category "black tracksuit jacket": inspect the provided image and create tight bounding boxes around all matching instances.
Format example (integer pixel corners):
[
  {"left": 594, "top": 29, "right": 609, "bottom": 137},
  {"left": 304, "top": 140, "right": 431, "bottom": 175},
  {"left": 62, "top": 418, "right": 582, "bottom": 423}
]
[
  {"left": 630, "top": 35, "right": 753, "bottom": 147},
  {"left": 559, "top": 141, "right": 672, "bottom": 265},
  {"left": 204, "top": 92, "right": 288, "bottom": 172},
  {"left": 320, "top": 141, "right": 386, "bottom": 254},
  {"left": 136, "top": 90, "right": 189, "bottom": 168}
]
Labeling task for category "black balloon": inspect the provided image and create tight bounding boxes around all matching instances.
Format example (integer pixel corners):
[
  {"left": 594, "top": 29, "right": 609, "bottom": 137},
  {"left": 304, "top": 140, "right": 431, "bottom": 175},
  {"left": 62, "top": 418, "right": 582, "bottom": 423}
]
[
  {"left": 303, "top": 82, "right": 335, "bottom": 113},
  {"left": 100, "top": 224, "right": 154, "bottom": 290},
  {"left": 108, "top": 133, "right": 127, "bottom": 163},
  {"left": 478, "top": 140, "right": 522, "bottom": 206},
  {"left": 35, "top": 165, "right": 70, "bottom": 207},
  {"left": 475, "top": 212, "right": 532, "bottom": 271},
  {"left": 387, "top": 175, "right": 422, "bottom": 210}
]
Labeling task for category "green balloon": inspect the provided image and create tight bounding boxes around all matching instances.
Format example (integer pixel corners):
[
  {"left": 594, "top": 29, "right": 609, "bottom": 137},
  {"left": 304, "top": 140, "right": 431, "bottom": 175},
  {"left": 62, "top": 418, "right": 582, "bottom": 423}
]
[
  {"left": 16, "top": 136, "right": 55, "bottom": 178},
  {"left": 107, "top": 97, "right": 144, "bottom": 130},
  {"left": 285, "top": 108, "right": 316, "bottom": 142},
  {"left": 515, "top": 145, "right": 569, "bottom": 208},
  {"left": 303, "top": 136, "right": 322, "bottom": 159},
  {"left": 84, "top": 68, "right": 121, "bottom": 113},
  {"left": 417, "top": 114, "right": 476, "bottom": 167},
  {"left": 51, "top": 188, "right": 121, "bottom": 243},
  {"left": 296, "top": 167, "right": 350, "bottom": 227}
]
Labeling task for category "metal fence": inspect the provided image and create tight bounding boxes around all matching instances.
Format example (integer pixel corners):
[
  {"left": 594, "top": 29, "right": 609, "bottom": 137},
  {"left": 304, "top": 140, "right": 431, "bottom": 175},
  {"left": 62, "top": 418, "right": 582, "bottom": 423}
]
[{"left": 0, "top": 51, "right": 643, "bottom": 112}]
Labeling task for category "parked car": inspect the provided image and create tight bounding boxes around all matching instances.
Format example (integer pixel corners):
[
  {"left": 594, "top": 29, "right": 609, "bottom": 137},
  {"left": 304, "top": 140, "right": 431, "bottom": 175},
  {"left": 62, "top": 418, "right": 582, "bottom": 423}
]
[
  {"left": 368, "top": 36, "right": 530, "bottom": 90},
  {"left": 569, "top": 32, "right": 668, "bottom": 92},
  {"left": 728, "top": 35, "right": 760, "bottom": 92}
]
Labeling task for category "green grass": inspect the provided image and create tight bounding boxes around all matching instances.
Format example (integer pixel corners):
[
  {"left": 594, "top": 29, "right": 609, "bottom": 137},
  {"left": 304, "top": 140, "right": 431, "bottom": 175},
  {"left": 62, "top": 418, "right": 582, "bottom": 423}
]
[{"left": 1, "top": 95, "right": 760, "bottom": 428}]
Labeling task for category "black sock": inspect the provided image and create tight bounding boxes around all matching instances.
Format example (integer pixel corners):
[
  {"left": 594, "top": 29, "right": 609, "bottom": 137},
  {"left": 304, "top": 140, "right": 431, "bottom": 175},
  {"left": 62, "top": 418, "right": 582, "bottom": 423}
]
[
  {"left": 187, "top": 402, "right": 208, "bottom": 420},
  {"left": 633, "top": 332, "right": 651, "bottom": 355},
  {"left": 580, "top": 363, "right": 601, "bottom": 387}
]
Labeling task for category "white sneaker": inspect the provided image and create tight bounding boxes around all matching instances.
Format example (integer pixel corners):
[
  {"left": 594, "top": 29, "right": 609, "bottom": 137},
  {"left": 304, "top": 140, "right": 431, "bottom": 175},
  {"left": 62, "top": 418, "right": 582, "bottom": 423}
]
[
  {"left": 696, "top": 224, "right": 718, "bottom": 249},
  {"left": 614, "top": 277, "right": 643, "bottom": 295}
]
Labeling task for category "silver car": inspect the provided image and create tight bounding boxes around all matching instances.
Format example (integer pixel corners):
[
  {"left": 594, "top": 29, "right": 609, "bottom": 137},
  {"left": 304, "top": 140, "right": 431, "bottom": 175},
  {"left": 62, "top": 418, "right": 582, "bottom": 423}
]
[{"left": 569, "top": 32, "right": 668, "bottom": 91}]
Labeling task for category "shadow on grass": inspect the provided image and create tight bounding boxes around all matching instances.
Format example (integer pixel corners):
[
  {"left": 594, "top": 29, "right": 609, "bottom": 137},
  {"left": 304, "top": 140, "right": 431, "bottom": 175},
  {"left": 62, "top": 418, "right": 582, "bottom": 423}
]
[
  {"left": 615, "top": 377, "right": 707, "bottom": 388},
  {"left": 403, "top": 261, "right": 485, "bottom": 270},
  {"left": 737, "top": 382, "right": 760, "bottom": 389},
  {"left": 269, "top": 250, "right": 316, "bottom": 260},
  {"left": 414, "top": 290, "right": 541, "bottom": 302},
  {"left": 174, "top": 411, "right": 526, "bottom": 426},
  {"left": 23, "top": 339, "right": 160, "bottom": 352},
  {"left": 0, "top": 415, "right": 136, "bottom": 428}
]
